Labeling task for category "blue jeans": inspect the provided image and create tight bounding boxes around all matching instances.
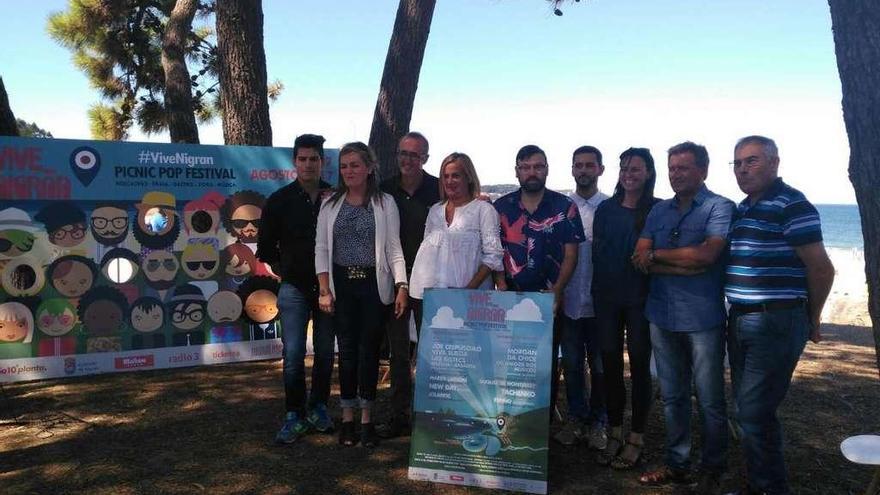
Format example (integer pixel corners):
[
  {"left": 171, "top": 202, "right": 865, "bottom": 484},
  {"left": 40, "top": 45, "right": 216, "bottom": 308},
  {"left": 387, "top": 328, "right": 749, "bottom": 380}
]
[
  {"left": 728, "top": 307, "right": 809, "bottom": 494},
  {"left": 560, "top": 316, "right": 606, "bottom": 424},
  {"left": 650, "top": 324, "right": 728, "bottom": 473},
  {"left": 278, "top": 282, "right": 335, "bottom": 415}
]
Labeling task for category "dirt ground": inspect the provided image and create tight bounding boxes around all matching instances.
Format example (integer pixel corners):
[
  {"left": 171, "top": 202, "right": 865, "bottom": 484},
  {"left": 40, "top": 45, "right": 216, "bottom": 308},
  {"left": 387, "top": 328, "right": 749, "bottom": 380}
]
[{"left": 1, "top": 323, "right": 878, "bottom": 495}]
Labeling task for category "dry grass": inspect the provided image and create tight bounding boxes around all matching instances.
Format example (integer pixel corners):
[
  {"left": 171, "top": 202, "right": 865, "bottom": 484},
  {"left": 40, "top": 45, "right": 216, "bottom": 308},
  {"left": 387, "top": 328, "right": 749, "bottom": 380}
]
[{"left": 1, "top": 324, "right": 877, "bottom": 494}]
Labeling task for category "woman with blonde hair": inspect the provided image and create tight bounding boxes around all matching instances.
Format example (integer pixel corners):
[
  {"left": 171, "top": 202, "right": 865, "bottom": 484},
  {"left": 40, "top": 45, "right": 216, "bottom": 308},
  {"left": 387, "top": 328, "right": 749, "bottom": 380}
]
[
  {"left": 315, "top": 141, "right": 408, "bottom": 448},
  {"left": 409, "top": 152, "right": 504, "bottom": 301}
]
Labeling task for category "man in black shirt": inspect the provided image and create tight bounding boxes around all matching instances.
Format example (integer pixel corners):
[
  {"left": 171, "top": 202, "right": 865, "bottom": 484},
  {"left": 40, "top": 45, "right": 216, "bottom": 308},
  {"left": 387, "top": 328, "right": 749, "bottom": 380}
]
[
  {"left": 377, "top": 131, "right": 440, "bottom": 438},
  {"left": 257, "top": 134, "right": 335, "bottom": 444}
]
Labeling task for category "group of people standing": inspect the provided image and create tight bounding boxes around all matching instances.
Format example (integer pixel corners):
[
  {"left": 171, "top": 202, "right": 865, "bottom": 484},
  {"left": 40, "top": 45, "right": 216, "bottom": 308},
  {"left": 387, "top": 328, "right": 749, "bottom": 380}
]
[{"left": 256, "top": 131, "right": 834, "bottom": 495}]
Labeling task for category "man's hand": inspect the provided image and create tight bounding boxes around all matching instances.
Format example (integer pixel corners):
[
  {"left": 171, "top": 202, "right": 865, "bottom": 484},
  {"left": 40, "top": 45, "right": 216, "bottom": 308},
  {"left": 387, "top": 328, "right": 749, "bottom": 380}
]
[
  {"left": 809, "top": 319, "right": 822, "bottom": 343},
  {"left": 632, "top": 238, "right": 654, "bottom": 273}
]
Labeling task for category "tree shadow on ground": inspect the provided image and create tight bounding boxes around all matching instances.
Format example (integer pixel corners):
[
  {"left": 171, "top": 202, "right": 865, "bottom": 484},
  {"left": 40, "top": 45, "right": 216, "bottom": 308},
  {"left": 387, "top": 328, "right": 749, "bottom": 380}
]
[{"left": 1, "top": 323, "right": 877, "bottom": 494}]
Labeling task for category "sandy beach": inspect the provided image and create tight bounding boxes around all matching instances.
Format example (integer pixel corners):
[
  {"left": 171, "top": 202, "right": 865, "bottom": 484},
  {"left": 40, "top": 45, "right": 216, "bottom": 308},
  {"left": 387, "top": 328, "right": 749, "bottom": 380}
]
[{"left": 823, "top": 247, "right": 872, "bottom": 327}]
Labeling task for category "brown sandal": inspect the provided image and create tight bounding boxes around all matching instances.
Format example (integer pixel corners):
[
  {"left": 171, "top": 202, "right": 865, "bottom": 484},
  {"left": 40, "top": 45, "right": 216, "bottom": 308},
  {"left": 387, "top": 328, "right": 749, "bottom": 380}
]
[
  {"left": 595, "top": 435, "right": 623, "bottom": 466},
  {"left": 611, "top": 438, "right": 644, "bottom": 469},
  {"left": 638, "top": 466, "right": 692, "bottom": 485}
]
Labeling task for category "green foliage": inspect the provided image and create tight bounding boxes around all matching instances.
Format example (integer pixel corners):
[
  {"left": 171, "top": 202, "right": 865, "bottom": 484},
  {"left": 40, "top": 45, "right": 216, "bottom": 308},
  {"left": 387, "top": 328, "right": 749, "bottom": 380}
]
[
  {"left": 88, "top": 103, "right": 129, "bottom": 141},
  {"left": 47, "top": 0, "right": 218, "bottom": 140},
  {"left": 15, "top": 119, "right": 53, "bottom": 138}
]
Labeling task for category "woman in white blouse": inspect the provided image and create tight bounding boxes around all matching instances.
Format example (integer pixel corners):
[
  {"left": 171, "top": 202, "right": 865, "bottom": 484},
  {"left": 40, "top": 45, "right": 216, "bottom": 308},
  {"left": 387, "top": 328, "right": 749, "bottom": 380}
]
[
  {"left": 315, "top": 142, "right": 408, "bottom": 448},
  {"left": 409, "top": 152, "right": 504, "bottom": 303}
]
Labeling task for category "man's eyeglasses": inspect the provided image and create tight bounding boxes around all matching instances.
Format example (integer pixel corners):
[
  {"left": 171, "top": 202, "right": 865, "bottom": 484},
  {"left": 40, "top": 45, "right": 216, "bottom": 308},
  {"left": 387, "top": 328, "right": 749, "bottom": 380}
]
[
  {"left": 517, "top": 163, "right": 548, "bottom": 173},
  {"left": 172, "top": 307, "right": 204, "bottom": 324},
  {"left": 146, "top": 258, "right": 178, "bottom": 272},
  {"left": 91, "top": 216, "right": 128, "bottom": 230},
  {"left": 186, "top": 261, "right": 217, "bottom": 271},
  {"left": 730, "top": 155, "right": 762, "bottom": 170},
  {"left": 397, "top": 150, "right": 424, "bottom": 161},
  {"left": 231, "top": 219, "right": 261, "bottom": 229},
  {"left": 50, "top": 224, "right": 86, "bottom": 242}
]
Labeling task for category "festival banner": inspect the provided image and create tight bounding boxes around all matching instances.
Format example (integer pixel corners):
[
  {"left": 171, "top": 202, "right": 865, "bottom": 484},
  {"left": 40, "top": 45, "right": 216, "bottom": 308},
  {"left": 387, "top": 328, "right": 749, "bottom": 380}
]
[
  {"left": 0, "top": 136, "right": 337, "bottom": 383},
  {"left": 408, "top": 288, "right": 553, "bottom": 495}
]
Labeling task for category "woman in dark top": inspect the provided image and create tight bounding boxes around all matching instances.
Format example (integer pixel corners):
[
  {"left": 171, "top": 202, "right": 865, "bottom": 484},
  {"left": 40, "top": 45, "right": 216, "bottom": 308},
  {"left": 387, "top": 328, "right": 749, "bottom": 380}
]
[{"left": 592, "top": 147, "right": 659, "bottom": 469}]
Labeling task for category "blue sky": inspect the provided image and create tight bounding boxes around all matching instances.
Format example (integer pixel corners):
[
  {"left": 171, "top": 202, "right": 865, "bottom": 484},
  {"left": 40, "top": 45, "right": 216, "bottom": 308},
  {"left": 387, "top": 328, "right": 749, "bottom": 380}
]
[{"left": 0, "top": 0, "right": 854, "bottom": 203}]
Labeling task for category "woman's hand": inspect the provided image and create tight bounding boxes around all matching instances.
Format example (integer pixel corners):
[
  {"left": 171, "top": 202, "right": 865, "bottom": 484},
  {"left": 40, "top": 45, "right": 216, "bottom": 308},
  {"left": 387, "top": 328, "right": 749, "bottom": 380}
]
[
  {"left": 318, "top": 292, "right": 335, "bottom": 314},
  {"left": 394, "top": 287, "right": 409, "bottom": 318}
]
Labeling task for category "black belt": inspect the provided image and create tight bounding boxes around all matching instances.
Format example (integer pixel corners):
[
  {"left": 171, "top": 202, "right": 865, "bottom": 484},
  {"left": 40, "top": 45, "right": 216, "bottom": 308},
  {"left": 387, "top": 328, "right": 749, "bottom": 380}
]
[
  {"left": 730, "top": 299, "right": 806, "bottom": 315},
  {"left": 334, "top": 264, "right": 374, "bottom": 280}
]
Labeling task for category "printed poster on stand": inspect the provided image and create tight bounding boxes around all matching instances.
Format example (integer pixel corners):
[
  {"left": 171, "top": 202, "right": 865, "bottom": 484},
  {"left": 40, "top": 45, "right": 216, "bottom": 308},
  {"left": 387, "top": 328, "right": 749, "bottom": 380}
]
[{"left": 408, "top": 288, "right": 553, "bottom": 495}]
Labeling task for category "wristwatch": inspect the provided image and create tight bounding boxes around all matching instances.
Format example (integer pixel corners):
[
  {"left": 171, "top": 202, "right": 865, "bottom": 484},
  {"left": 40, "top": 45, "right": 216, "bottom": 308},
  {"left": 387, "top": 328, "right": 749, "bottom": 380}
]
[{"left": 395, "top": 282, "right": 409, "bottom": 291}]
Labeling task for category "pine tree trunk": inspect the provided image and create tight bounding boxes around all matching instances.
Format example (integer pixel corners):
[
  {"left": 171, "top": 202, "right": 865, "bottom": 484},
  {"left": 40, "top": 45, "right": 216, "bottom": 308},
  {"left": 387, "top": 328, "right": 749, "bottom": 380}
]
[
  {"left": 161, "top": 0, "right": 200, "bottom": 144},
  {"left": 828, "top": 0, "right": 880, "bottom": 376},
  {"left": 216, "top": 0, "right": 272, "bottom": 146},
  {"left": 0, "top": 76, "right": 19, "bottom": 136},
  {"left": 368, "top": 0, "right": 436, "bottom": 179}
]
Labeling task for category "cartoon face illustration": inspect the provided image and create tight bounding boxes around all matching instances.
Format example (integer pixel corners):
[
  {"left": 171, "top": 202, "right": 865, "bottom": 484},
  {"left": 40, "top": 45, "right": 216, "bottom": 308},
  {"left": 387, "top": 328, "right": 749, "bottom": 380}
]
[
  {"left": 35, "top": 202, "right": 88, "bottom": 248},
  {"left": 167, "top": 284, "right": 206, "bottom": 331},
  {"left": 0, "top": 302, "right": 34, "bottom": 343},
  {"left": 36, "top": 298, "right": 78, "bottom": 337},
  {"left": 222, "top": 243, "right": 257, "bottom": 277},
  {"left": 0, "top": 229, "right": 36, "bottom": 258},
  {"left": 244, "top": 289, "right": 278, "bottom": 324},
  {"left": 48, "top": 256, "right": 98, "bottom": 298},
  {"left": 207, "top": 290, "right": 243, "bottom": 323},
  {"left": 238, "top": 275, "right": 280, "bottom": 324},
  {"left": 181, "top": 243, "right": 219, "bottom": 280},
  {"left": 183, "top": 191, "right": 225, "bottom": 237},
  {"left": 101, "top": 248, "right": 140, "bottom": 284},
  {"left": 78, "top": 286, "right": 128, "bottom": 337},
  {"left": 1, "top": 257, "right": 46, "bottom": 297},
  {"left": 90, "top": 204, "right": 130, "bottom": 246},
  {"left": 141, "top": 249, "right": 179, "bottom": 290},
  {"left": 134, "top": 192, "right": 181, "bottom": 249},
  {"left": 221, "top": 191, "right": 266, "bottom": 243},
  {"left": 0, "top": 208, "right": 42, "bottom": 259},
  {"left": 130, "top": 297, "right": 164, "bottom": 333}
]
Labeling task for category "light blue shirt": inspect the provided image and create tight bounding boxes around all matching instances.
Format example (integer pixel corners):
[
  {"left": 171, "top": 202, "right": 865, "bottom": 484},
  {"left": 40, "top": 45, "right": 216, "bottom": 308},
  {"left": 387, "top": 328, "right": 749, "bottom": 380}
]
[
  {"left": 564, "top": 190, "right": 607, "bottom": 319},
  {"left": 640, "top": 185, "right": 734, "bottom": 332}
]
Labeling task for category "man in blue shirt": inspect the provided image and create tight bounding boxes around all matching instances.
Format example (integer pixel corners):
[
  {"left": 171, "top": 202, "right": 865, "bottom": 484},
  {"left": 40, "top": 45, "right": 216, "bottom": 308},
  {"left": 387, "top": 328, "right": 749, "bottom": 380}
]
[
  {"left": 632, "top": 141, "right": 734, "bottom": 493},
  {"left": 725, "top": 136, "right": 834, "bottom": 495}
]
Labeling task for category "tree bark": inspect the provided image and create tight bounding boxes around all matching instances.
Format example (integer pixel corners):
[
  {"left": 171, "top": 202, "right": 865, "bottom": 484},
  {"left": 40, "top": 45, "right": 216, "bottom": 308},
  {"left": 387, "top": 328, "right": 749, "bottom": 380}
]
[
  {"left": 368, "top": 0, "right": 436, "bottom": 179},
  {"left": 216, "top": 0, "right": 272, "bottom": 146},
  {"left": 0, "top": 76, "right": 19, "bottom": 136},
  {"left": 161, "top": 0, "right": 200, "bottom": 144},
  {"left": 828, "top": 0, "right": 880, "bottom": 376}
]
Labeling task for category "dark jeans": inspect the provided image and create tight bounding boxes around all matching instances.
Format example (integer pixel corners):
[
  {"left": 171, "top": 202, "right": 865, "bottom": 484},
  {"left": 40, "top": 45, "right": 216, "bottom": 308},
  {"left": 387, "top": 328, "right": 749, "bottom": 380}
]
[
  {"left": 550, "top": 315, "right": 563, "bottom": 421},
  {"left": 728, "top": 307, "right": 809, "bottom": 494},
  {"left": 386, "top": 296, "right": 423, "bottom": 419},
  {"left": 560, "top": 316, "right": 606, "bottom": 424},
  {"left": 597, "top": 299, "right": 653, "bottom": 433},
  {"left": 651, "top": 324, "right": 728, "bottom": 474},
  {"left": 333, "top": 271, "right": 386, "bottom": 409},
  {"left": 278, "top": 282, "right": 335, "bottom": 415}
]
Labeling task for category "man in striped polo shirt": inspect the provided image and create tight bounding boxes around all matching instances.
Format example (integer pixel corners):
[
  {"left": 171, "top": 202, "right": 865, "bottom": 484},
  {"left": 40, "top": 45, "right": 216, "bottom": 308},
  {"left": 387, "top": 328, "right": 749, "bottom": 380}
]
[{"left": 725, "top": 135, "right": 835, "bottom": 495}]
